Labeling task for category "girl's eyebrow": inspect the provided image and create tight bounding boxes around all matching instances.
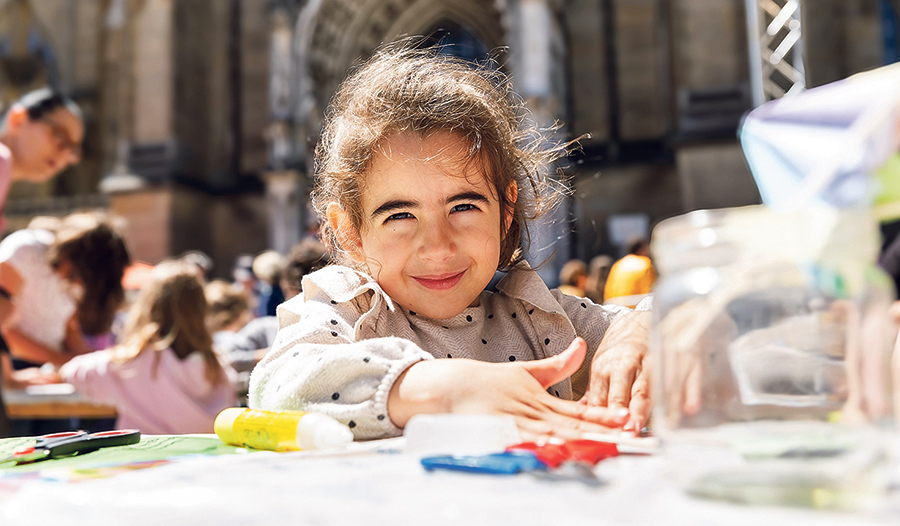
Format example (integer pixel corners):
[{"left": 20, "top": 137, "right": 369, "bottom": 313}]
[
  {"left": 371, "top": 191, "right": 490, "bottom": 219},
  {"left": 448, "top": 191, "right": 490, "bottom": 205},
  {"left": 371, "top": 199, "right": 417, "bottom": 219}
]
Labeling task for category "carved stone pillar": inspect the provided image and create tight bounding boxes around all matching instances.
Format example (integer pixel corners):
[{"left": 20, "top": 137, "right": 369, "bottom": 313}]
[{"left": 264, "top": 170, "right": 304, "bottom": 255}]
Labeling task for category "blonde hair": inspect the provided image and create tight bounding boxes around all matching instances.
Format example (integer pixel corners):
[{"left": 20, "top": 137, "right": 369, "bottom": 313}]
[
  {"left": 115, "top": 260, "right": 225, "bottom": 386},
  {"left": 252, "top": 250, "right": 285, "bottom": 284},
  {"left": 313, "top": 41, "right": 569, "bottom": 270},
  {"left": 205, "top": 280, "right": 250, "bottom": 332}
]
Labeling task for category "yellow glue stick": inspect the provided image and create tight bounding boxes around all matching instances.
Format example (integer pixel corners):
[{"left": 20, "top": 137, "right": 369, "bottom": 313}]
[{"left": 214, "top": 408, "right": 353, "bottom": 451}]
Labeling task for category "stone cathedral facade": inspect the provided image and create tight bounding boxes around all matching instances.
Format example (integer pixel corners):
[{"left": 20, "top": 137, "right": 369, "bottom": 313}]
[{"left": 0, "top": 0, "right": 890, "bottom": 280}]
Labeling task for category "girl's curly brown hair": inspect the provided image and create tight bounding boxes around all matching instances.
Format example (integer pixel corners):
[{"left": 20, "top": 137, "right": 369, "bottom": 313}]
[{"left": 313, "top": 41, "right": 570, "bottom": 271}]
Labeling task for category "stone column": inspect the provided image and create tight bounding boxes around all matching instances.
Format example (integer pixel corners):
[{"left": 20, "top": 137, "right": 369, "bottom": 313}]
[
  {"left": 264, "top": 170, "right": 304, "bottom": 256},
  {"left": 99, "top": 0, "right": 139, "bottom": 188}
]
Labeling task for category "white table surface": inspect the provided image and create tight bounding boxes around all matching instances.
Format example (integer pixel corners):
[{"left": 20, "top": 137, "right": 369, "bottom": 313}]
[{"left": 1, "top": 436, "right": 897, "bottom": 526}]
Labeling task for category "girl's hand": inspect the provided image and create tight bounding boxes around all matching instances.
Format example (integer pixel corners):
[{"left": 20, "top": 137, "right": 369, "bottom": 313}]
[
  {"left": 388, "top": 338, "right": 630, "bottom": 441},
  {"left": 585, "top": 310, "right": 652, "bottom": 434}
]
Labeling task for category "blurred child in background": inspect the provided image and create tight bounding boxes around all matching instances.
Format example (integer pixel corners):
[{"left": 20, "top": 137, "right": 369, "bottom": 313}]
[
  {"left": 557, "top": 259, "right": 587, "bottom": 298},
  {"left": 206, "top": 279, "right": 253, "bottom": 351},
  {"left": 252, "top": 250, "right": 285, "bottom": 317},
  {"left": 60, "top": 260, "right": 236, "bottom": 434},
  {"left": 584, "top": 255, "right": 613, "bottom": 304},
  {"left": 280, "top": 238, "right": 330, "bottom": 300}
]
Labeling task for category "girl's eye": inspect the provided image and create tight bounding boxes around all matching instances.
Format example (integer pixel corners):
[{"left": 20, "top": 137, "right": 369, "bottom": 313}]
[
  {"left": 450, "top": 203, "right": 479, "bottom": 213},
  {"left": 385, "top": 212, "right": 414, "bottom": 222}
]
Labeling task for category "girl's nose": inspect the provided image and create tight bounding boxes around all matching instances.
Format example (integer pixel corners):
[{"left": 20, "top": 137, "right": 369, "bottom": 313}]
[{"left": 418, "top": 220, "right": 456, "bottom": 261}]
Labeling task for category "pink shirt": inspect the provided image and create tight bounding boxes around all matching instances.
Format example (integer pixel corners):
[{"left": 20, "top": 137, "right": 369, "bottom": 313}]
[
  {"left": 61, "top": 347, "right": 236, "bottom": 435},
  {"left": 0, "top": 142, "right": 13, "bottom": 233}
]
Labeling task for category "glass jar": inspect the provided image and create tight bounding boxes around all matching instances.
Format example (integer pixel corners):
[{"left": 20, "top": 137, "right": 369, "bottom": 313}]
[{"left": 650, "top": 204, "right": 896, "bottom": 439}]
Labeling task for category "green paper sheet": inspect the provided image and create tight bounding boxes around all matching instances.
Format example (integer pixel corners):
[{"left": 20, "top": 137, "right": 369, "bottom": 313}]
[{"left": 0, "top": 434, "right": 253, "bottom": 474}]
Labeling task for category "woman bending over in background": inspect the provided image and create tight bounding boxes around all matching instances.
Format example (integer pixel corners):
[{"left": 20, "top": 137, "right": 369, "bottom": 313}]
[{"left": 0, "top": 211, "right": 130, "bottom": 366}]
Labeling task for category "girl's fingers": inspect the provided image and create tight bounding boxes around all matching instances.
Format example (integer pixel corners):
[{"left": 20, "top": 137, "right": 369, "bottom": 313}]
[
  {"left": 543, "top": 393, "right": 629, "bottom": 427},
  {"left": 514, "top": 411, "right": 624, "bottom": 441},
  {"left": 520, "top": 337, "right": 587, "bottom": 388}
]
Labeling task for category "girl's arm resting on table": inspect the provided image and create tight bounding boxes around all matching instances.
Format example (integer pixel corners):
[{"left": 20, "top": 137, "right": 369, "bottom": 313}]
[
  {"left": 387, "top": 338, "right": 630, "bottom": 441},
  {"left": 552, "top": 290, "right": 632, "bottom": 399},
  {"left": 249, "top": 279, "right": 438, "bottom": 440},
  {"left": 58, "top": 350, "right": 117, "bottom": 405},
  {"left": 1, "top": 353, "right": 62, "bottom": 388},
  {"left": 248, "top": 325, "right": 432, "bottom": 440}
]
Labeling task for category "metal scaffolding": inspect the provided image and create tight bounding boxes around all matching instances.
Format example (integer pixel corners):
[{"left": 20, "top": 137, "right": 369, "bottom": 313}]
[{"left": 745, "top": 0, "right": 806, "bottom": 106}]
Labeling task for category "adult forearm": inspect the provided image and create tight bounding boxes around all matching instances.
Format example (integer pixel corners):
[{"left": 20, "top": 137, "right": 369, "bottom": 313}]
[{"left": 2, "top": 326, "right": 68, "bottom": 366}]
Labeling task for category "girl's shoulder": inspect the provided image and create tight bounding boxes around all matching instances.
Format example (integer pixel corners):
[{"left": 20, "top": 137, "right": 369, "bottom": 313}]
[
  {"left": 492, "top": 263, "right": 629, "bottom": 319},
  {"left": 493, "top": 263, "right": 560, "bottom": 314},
  {"left": 278, "top": 264, "right": 393, "bottom": 323},
  {"left": 300, "top": 264, "right": 376, "bottom": 300}
]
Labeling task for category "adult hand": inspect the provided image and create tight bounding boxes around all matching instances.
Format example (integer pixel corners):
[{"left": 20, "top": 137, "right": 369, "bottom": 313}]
[
  {"left": 585, "top": 310, "right": 652, "bottom": 434},
  {"left": 388, "top": 338, "right": 630, "bottom": 441},
  {"left": 0, "top": 353, "right": 62, "bottom": 389}
]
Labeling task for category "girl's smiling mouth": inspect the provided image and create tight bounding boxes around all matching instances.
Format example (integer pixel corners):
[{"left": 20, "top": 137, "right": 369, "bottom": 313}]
[{"left": 412, "top": 271, "right": 466, "bottom": 290}]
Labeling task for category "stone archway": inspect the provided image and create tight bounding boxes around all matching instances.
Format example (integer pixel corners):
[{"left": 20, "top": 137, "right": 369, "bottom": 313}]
[
  {"left": 299, "top": 0, "right": 504, "bottom": 113},
  {"left": 0, "top": 0, "right": 59, "bottom": 105},
  {"left": 290, "top": 0, "right": 505, "bottom": 166}
]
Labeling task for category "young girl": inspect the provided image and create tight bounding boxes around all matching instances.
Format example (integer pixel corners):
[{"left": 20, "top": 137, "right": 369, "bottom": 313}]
[
  {"left": 249, "top": 44, "right": 651, "bottom": 440},
  {"left": 60, "top": 261, "right": 236, "bottom": 434}
]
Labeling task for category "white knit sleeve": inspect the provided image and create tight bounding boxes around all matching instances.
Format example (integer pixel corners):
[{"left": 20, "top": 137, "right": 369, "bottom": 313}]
[{"left": 248, "top": 285, "right": 432, "bottom": 440}]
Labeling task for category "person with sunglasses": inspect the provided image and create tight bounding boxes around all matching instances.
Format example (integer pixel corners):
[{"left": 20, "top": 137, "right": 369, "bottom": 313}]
[{"left": 0, "top": 88, "right": 84, "bottom": 234}]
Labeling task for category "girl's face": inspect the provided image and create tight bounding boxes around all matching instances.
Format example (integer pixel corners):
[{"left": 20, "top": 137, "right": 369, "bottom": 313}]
[{"left": 338, "top": 130, "right": 512, "bottom": 320}]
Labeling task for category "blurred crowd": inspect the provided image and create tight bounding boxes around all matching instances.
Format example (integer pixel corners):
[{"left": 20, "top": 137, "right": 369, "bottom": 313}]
[{"left": 0, "top": 212, "right": 330, "bottom": 437}]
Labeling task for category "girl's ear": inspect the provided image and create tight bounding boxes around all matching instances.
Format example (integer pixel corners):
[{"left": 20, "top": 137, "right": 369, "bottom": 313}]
[
  {"left": 502, "top": 181, "right": 518, "bottom": 234},
  {"left": 326, "top": 203, "right": 364, "bottom": 262}
]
